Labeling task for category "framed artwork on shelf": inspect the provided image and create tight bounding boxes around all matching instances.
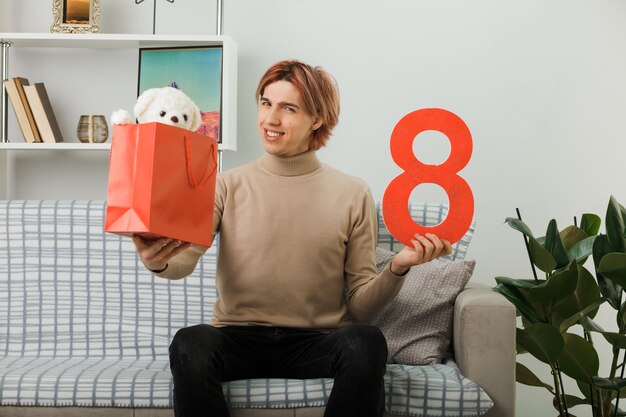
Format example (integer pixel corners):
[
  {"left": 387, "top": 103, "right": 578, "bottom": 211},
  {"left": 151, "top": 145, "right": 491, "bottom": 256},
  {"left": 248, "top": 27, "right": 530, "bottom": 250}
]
[
  {"left": 138, "top": 46, "right": 224, "bottom": 143},
  {"left": 51, "top": 0, "right": 101, "bottom": 34}
]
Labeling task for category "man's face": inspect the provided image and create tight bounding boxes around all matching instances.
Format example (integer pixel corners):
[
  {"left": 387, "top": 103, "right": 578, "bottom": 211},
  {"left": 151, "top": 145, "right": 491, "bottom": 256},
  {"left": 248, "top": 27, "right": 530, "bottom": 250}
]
[{"left": 258, "top": 80, "right": 322, "bottom": 158}]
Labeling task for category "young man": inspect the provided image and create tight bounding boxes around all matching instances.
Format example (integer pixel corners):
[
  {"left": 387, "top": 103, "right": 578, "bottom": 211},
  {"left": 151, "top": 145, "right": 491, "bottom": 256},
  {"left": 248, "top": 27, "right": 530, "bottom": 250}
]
[{"left": 133, "top": 60, "right": 451, "bottom": 417}]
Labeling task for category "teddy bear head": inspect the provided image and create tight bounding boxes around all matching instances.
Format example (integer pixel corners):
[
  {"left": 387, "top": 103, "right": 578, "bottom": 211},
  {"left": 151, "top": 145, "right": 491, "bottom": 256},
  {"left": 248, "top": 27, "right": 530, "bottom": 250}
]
[{"left": 134, "top": 86, "right": 202, "bottom": 131}]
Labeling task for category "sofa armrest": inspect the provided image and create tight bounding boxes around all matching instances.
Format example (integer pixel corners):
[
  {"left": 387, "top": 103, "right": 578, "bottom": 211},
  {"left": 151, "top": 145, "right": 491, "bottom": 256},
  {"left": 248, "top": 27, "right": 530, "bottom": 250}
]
[{"left": 453, "top": 282, "right": 516, "bottom": 417}]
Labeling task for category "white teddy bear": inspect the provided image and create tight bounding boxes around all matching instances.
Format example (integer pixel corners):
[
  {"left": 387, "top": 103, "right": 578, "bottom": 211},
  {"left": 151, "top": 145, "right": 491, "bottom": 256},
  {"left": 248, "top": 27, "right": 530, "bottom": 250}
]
[{"left": 110, "top": 86, "right": 202, "bottom": 131}]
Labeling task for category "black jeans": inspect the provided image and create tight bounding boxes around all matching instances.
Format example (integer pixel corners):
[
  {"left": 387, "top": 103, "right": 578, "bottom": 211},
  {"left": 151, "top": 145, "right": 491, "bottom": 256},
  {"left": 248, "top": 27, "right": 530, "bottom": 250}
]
[{"left": 169, "top": 324, "right": 388, "bottom": 417}]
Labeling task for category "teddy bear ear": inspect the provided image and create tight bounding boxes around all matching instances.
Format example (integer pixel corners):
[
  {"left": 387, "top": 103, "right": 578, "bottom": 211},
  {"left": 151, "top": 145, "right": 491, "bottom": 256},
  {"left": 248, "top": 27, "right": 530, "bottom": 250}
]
[
  {"left": 133, "top": 88, "right": 160, "bottom": 121},
  {"left": 110, "top": 109, "right": 134, "bottom": 125},
  {"left": 188, "top": 104, "right": 202, "bottom": 131}
]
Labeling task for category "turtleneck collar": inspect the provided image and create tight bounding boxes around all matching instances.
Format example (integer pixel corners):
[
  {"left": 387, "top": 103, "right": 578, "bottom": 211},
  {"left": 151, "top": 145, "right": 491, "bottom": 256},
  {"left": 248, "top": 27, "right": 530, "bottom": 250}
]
[{"left": 258, "top": 151, "right": 322, "bottom": 177}]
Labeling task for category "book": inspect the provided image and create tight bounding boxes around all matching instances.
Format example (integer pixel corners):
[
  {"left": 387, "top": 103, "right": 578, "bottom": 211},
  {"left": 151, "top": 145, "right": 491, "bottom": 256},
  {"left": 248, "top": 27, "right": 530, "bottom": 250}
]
[
  {"left": 13, "top": 78, "right": 42, "bottom": 143},
  {"left": 2, "top": 78, "right": 40, "bottom": 143},
  {"left": 23, "top": 83, "right": 64, "bottom": 143}
]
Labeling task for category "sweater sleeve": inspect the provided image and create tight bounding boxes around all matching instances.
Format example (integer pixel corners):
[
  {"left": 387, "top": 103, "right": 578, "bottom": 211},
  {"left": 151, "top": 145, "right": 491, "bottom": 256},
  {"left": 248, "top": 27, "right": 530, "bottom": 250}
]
[
  {"left": 152, "top": 174, "right": 225, "bottom": 280},
  {"left": 151, "top": 244, "right": 209, "bottom": 279},
  {"left": 344, "top": 188, "right": 405, "bottom": 323}
]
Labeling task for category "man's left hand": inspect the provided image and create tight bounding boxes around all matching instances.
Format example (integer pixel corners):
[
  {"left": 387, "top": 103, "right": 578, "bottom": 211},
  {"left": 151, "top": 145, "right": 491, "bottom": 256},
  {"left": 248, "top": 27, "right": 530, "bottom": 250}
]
[{"left": 389, "top": 233, "right": 452, "bottom": 275}]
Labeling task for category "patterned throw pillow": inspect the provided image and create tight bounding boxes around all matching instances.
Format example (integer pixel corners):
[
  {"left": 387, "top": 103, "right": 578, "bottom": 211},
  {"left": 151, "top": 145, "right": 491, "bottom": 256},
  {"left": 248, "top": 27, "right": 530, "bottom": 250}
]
[{"left": 372, "top": 247, "right": 476, "bottom": 365}]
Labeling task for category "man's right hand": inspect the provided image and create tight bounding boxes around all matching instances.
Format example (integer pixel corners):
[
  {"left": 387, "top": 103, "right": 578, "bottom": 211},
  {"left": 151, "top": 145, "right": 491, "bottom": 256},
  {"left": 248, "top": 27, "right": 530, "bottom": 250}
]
[{"left": 132, "top": 235, "right": 191, "bottom": 272}]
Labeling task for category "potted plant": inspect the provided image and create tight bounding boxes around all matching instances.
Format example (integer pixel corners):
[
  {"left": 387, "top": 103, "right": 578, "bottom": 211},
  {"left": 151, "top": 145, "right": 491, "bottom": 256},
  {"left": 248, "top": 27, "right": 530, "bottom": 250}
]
[{"left": 494, "top": 196, "right": 626, "bottom": 417}]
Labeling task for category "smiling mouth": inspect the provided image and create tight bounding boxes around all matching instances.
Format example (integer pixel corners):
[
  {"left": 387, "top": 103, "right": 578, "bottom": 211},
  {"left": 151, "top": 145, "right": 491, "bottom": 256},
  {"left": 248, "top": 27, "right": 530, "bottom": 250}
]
[{"left": 265, "top": 129, "right": 284, "bottom": 140}]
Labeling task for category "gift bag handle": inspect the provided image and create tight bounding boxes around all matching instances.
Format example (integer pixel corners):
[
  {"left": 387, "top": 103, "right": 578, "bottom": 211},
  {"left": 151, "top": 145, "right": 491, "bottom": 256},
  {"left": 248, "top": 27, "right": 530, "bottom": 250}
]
[{"left": 184, "top": 136, "right": 218, "bottom": 189}]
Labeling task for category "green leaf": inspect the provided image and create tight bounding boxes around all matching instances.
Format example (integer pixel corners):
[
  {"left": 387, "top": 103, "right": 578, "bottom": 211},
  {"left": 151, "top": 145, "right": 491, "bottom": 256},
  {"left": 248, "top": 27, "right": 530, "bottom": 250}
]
[
  {"left": 592, "top": 376, "right": 626, "bottom": 391},
  {"left": 572, "top": 266, "right": 602, "bottom": 318},
  {"left": 505, "top": 217, "right": 535, "bottom": 238},
  {"left": 584, "top": 316, "right": 626, "bottom": 348},
  {"left": 560, "top": 225, "right": 589, "bottom": 252},
  {"left": 576, "top": 380, "right": 607, "bottom": 409},
  {"left": 558, "top": 297, "right": 606, "bottom": 333},
  {"left": 577, "top": 380, "right": 593, "bottom": 403},
  {"left": 552, "top": 264, "right": 602, "bottom": 329},
  {"left": 593, "top": 235, "right": 622, "bottom": 310},
  {"left": 552, "top": 394, "right": 585, "bottom": 414},
  {"left": 545, "top": 219, "right": 570, "bottom": 269},
  {"left": 558, "top": 394, "right": 589, "bottom": 408},
  {"left": 495, "top": 277, "right": 539, "bottom": 291},
  {"left": 619, "top": 301, "right": 626, "bottom": 330},
  {"left": 580, "top": 314, "right": 626, "bottom": 347},
  {"left": 566, "top": 236, "right": 596, "bottom": 265},
  {"left": 599, "top": 253, "right": 626, "bottom": 288},
  {"left": 580, "top": 213, "right": 601, "bottom": 237},
  {"left": 516, "top": 324, "right": 564, "bottom": 365},
  {"left": 515, "top": 362, "right": 553, "bottom": 391},
  {"left": 606, "top": 196, "right": 626, "bottom": 253},
  {"left": 504, "top": 217, "right": 557, "bottom": 273},
  {"left": 602, "top": 332, "right": 626, "bottom": 349},
  {"left": 504, "top": 217, "right": 556, "bottom": 272},
  {"left": 529, "top": 261, "right": 578, "bottom": 307},
  {"left": 529, "top": 237, "right": 557, "bottom": 273},
  {"left": 578, "top": 313, "right": 626, "bottom": 346},
  {"left": 493, "top": 284, "right": 544, "bottom": 323},
  {"left": 593, "top": 234, "right": 613, "bottom": 269},
  {"left": 580, "top": 314, "right": 606, "bottom": 333},
  {"left": 558, "top": 333, "right": 599, "bottom": 383},
  {"left": 592, "top": 234, "right": 615, "bottom": 268}
]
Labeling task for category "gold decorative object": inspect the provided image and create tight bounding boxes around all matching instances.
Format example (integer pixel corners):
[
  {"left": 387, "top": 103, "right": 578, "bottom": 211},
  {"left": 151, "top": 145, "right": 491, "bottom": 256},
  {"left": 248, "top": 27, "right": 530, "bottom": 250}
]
[
  {"left": 76, "top": 115, "right": 108, "bottom": 143},
  {"left": 51, "top": 0, "right": 101, "bottom": 34}
]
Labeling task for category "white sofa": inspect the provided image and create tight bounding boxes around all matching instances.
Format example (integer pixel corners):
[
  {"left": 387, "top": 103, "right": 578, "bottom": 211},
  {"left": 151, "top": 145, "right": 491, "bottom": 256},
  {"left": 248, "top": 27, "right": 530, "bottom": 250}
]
[{"left": 0, "top": 200, "right": 515, "bottom": 417}]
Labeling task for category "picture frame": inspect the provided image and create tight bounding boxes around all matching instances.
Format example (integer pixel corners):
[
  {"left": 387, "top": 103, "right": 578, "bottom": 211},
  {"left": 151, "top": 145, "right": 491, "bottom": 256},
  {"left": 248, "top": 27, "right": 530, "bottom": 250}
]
[
  {"left": 51, "top": 0, "right": 101, "bottom": 34},
  {"left": 138, "top": 46, "right": 224, "bottom": 143}
]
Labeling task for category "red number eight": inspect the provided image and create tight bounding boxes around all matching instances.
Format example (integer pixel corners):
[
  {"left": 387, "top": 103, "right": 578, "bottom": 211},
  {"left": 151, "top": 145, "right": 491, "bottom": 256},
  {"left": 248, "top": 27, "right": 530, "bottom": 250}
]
[{"left": 382, "top": 108, "right": 474, "bottom": 245}]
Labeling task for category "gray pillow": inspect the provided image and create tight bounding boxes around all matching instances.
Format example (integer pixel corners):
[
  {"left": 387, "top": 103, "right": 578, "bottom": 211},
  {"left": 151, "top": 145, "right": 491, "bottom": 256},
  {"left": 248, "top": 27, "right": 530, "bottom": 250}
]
[{"left": 372, "top": 247, "right": 475, "bottom": 365}]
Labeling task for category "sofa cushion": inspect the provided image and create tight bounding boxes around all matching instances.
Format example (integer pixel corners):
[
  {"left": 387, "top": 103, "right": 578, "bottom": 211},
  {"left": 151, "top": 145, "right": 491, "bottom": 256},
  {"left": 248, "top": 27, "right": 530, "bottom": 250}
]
[
  {"left": 373, "top": 248, "right": 475, "bottom": 365},
  {"left": 376, "top": 202, "right": 475, "bottom": 261},
  {"left": 0, "top": 355, "right": 492, "bottom": 417},
  {"left": 225, "top": 361, "right": 493, "bottom": 416}
]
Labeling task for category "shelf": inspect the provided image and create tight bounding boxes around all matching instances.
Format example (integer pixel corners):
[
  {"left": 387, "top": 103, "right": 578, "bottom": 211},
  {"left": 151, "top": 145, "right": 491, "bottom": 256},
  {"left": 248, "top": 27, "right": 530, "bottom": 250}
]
[
  {"left": 0, "top": 32, "right": 234, "bottom": 49},
  {"left": 0, "top": 140, "right": 231, "bottom": 151},
  {"left": 0, "top": 32, "right": 238, "bottom": 151},
  {"left": 0, "top": 142, "right": 110, "bottom": 150}
]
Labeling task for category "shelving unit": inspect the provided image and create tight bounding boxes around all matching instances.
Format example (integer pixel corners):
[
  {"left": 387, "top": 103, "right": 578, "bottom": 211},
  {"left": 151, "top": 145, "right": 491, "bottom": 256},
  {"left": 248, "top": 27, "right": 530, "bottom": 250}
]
[
  {"left": 0, "top": 32, "right": 238, "bottom": 150},
  {"left": 0, "top": 142, "right": 110, "bottom": 150},
  {"left": 0, "top": 32, "right": 238, "bottom": 199}
]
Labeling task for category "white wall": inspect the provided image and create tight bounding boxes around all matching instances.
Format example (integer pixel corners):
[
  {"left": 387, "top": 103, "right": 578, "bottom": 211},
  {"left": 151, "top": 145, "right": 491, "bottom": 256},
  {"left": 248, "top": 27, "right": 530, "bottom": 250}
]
[{"left": 4, "top": 1, "right": 626, "bottom": 415}]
